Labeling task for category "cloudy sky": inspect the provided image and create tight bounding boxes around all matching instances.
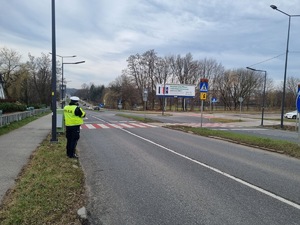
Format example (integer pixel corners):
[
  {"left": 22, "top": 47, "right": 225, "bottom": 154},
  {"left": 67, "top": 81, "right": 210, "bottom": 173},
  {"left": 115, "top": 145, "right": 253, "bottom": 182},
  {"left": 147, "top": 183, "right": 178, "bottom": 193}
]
[{"left": 1, "top": 0, "right": 300, "bottom": 89}]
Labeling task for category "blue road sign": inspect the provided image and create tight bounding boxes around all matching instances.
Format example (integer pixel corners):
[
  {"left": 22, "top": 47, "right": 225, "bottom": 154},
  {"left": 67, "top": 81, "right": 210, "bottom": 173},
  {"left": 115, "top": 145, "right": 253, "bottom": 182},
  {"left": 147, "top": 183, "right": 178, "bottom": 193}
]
[
  {"left": 200, "top": 82, "right": 208, "bottom": 92},
  {"left": 297, "top": 93, "right": 300, "bottom": 113}
]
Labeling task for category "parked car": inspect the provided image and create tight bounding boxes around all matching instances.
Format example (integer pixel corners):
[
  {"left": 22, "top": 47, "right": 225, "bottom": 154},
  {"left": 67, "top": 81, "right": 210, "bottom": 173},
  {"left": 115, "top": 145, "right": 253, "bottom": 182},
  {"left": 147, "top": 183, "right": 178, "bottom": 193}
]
[{"left": 284, "top": 110, "right": 298, "bottom": 119}]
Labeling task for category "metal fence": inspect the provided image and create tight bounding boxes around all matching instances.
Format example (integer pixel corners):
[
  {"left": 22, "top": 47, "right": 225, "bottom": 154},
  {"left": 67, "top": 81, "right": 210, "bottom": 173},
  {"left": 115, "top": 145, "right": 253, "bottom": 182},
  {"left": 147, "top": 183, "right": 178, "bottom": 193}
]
[{"left": 0, "top": 108, "right": 50, "bottom": 127}]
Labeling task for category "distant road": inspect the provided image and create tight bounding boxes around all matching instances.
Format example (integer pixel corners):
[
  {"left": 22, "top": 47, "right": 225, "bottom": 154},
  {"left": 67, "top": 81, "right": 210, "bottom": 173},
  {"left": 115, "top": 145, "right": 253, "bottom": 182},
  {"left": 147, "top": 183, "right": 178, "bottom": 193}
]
[{"left": 102, "top": 110, "right": 299, "bottom": 143}]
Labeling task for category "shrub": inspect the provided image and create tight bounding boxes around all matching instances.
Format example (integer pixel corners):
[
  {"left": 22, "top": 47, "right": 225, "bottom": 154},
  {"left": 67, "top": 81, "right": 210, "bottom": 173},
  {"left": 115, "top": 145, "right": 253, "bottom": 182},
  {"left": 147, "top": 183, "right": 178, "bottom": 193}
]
[{"left": 0, "top": 102, "right": 27, "bottom": 113}]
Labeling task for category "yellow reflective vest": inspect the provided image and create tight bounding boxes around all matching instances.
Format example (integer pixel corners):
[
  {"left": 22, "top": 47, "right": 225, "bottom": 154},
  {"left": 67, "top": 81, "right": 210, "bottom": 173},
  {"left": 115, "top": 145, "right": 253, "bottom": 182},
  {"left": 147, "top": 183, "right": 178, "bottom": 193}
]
[{"left": 64, "top": 105, "right": 86, "bottom": 126}]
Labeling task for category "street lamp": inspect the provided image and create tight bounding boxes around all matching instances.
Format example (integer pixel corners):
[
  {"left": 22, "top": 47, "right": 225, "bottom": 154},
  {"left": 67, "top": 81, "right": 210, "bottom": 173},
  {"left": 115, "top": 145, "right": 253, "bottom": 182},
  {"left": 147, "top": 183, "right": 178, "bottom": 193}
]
[
  {"left": 270, "top": 5, "right": 300, "bottom": 128},
  {"left": 57, "top": 55, "right": 76, "bottom": 108},
  {"left": 62, "top": 61, "right": 85, "bottom": 107},
  {"left": 49, "top": 53, "right": 76, "bottom": 108},
  {"left": 246, "top": 67, "right": 267, "bottom": 126}
]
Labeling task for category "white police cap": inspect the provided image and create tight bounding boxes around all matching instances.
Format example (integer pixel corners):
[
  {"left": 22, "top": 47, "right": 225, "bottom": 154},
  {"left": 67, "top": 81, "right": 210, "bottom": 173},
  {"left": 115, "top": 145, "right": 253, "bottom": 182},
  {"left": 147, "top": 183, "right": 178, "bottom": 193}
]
[{"left": 70, "top": 96, "right": 80, "bottom": 101}]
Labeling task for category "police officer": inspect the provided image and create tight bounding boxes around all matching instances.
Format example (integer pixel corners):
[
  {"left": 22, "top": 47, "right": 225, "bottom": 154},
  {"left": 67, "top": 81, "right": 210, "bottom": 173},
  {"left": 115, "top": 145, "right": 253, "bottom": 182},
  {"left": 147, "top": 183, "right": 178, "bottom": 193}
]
[{"left": 64, "top": 96, "right": 86, "bottom": 158}]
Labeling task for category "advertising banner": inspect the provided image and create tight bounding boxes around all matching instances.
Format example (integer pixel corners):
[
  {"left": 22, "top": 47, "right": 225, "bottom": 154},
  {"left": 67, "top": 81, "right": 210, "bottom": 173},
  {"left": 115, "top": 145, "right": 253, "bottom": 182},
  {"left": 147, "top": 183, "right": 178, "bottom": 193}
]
[{"left": 156, "top": 84, "right": 195, "bottom": 98}]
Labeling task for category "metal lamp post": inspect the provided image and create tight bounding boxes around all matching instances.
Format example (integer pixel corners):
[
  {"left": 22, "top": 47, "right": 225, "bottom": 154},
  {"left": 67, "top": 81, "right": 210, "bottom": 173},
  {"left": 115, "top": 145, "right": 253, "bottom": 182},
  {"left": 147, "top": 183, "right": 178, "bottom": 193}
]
[
  {"left": 270, "top": 5, "right": 300, "bottom": 128},
  {"left": 49, "top": 53, "right": 76, "bottom": 108},
  {"left": 50, "top": 0, "right": 57, "bottom": 142},
  {"left": 62, "top": 61, "right": 85, "bottom": 107},
  {"left": 246, "top": 67, "right": 267, "bottom": 126},
  {"left": 57, "top": 55, "right": 76, "bottom": 108}
]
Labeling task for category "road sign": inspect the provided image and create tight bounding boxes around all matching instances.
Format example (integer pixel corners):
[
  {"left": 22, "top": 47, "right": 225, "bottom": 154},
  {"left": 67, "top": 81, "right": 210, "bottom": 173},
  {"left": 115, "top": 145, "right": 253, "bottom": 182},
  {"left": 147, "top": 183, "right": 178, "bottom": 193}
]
[
  {"left": 297, "top": 93, "right": 300, "bottom": 113},
  {"left": 200, "top": 78, "right": 208, "bottom": 93},
  {"left": 211, "top": 97, "right": 217, "bottom": 103},
  {"left": 200, "top": 83, "right": 208, "bottom": 92},
  {"left": 143, "top": 89, "right": 148, "bottom": 102},
  {"left": 200, "top": 92, "right": 207, "bottom": 100}
]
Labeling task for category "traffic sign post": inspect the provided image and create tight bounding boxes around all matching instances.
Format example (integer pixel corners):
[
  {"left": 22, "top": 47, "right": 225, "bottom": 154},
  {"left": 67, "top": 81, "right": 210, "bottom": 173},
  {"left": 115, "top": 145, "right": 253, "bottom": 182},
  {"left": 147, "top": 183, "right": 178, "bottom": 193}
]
[
  {"left": 143, "top": 89, "right": 148, "bottom": 110},
  {"left": 199, "top": 78, "right": 209, "bottom": 127},
  {"left": 239, "top": 97, "right": 244, "bottom": 121},
  {"left": 296, "top": 91, "right": 300, "bottom": 145}
]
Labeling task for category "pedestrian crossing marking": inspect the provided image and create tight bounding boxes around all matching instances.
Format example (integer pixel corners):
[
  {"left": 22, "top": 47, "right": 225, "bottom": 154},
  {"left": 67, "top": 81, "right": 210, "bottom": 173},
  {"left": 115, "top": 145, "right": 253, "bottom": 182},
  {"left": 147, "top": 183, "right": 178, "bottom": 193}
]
[
  {"left": 128, "top": 123, "right": 146, "bottom": 128},
  {"left": 85, "top": 124, "right": 96, "bottom": 129},
  {"left": 140, "top": 122, "right": 157, "bottom": 128},
  {"left": 80, "top": 122, "right": 239, "bottom": 130},
  {"left": 119, "top": 123, "right": 134, "bottom": 128},
  {"left": 80, "top": 122, "right": 158, "bottom": 130},
  {"left": 108, "top": 123, "right": 122, "bottom": 129},
  {"left": 165, "top": 123, "right": 237, "bottom": 128},
  {"left": 95, "top": 124, "right": 108, "bottom": 129}
]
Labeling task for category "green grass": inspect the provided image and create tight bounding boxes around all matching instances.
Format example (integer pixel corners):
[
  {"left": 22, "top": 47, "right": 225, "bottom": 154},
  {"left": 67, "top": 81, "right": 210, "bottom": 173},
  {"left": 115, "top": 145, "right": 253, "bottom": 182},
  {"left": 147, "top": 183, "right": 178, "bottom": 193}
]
[
  {"left": 209, "top": 118, "right": 242, "bottom": 123},
  {"left": 166, "top": 125, "right": 300, "bottom": 159},
  {"left": 0, "top": 134, "right": 85, "bottom": 225}
]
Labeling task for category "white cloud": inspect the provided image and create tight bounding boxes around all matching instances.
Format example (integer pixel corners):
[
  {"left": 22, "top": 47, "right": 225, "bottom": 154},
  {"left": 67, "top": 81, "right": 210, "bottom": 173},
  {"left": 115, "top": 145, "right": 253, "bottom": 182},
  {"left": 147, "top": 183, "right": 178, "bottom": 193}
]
[{"left": 0, "top": 0, "right": 300, "bottom": 88}]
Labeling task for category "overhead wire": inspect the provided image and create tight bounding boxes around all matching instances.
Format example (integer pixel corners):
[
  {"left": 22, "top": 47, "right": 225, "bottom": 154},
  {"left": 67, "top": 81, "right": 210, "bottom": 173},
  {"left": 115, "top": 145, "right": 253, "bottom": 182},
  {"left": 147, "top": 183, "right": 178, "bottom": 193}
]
[{"left": 248, "top": 51, "right": 300, "bottom": 67}]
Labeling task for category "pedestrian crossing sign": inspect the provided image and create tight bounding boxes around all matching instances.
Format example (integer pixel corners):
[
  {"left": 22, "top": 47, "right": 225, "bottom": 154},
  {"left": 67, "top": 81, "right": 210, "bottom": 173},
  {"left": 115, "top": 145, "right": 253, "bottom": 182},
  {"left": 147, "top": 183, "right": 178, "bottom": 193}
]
[{"left": 199, "top": 78, "right": 208, "bottom": 92}]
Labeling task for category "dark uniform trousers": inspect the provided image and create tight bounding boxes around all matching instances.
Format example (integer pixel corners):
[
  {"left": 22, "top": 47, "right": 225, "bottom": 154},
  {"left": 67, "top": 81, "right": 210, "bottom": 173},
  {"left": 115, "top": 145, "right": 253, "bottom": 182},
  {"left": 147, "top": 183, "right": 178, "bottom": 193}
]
[{"left": 66, "top": 125, "right": 80, "bottom": 157}]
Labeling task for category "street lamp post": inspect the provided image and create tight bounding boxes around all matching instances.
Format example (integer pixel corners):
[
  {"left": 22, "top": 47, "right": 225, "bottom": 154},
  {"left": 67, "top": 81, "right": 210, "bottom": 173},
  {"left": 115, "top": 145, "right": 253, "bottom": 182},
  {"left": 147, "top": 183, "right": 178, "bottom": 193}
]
[
  {"left": 49, "top": 53, "right": 76, "bottom": 108},
  {"left": 270, "top": 5, "right": 300, "bottom": 128},
  {"left": 246, "top": 67, "right": 267, "bottom": 126},
  {"left": 50, "top": 0, "right": 57, "bottom": 143},
  {"left": 62, "top": 61, "right": 85, "bottom": 107},
  {"left": 57, "top": 55, "right": 76, "bottom": 108}
]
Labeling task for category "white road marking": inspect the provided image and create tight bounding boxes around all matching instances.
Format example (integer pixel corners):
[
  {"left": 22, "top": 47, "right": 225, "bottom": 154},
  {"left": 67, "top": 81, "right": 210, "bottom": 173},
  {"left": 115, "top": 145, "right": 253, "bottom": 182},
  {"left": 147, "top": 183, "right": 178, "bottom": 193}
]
[
  {"left": 120, "top": 128, "right": 300, "bottom": 210},
  {"left": 97, "top": 124, "right": 110, "bottom": 129},
  {"left": 85, "top": 124, "right": 96, "bottom": 129},
  {"left": 119, "top": 123, "right": 134, "bottom": 128},
  {"left": 128, "top": 123, "right": 146, "bottom": 128},
  {"left": 108, "top": 123, "right": 122, "bottom": 129}
]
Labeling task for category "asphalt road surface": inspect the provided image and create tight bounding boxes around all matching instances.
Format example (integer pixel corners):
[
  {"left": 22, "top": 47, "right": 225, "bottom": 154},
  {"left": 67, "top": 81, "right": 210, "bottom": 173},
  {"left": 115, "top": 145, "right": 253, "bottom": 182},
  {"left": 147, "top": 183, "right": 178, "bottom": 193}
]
[{"left": 78, "top": 110, "right": 300, "bottom": 225}]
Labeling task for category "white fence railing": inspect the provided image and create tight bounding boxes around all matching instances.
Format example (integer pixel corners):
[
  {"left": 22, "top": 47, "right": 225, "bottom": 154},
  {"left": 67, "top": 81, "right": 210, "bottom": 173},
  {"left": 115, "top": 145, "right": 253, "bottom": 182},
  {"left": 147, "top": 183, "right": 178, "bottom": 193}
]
[{"left": 0, "top": 108, "right": 50, "bottom": 127}]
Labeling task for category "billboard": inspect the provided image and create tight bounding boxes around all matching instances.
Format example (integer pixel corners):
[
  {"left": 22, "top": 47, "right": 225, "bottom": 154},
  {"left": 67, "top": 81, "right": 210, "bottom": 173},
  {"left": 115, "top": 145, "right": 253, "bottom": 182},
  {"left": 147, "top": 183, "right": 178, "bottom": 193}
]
[{"left": 156, "top": 84, "right": 195, "bottom": 98}]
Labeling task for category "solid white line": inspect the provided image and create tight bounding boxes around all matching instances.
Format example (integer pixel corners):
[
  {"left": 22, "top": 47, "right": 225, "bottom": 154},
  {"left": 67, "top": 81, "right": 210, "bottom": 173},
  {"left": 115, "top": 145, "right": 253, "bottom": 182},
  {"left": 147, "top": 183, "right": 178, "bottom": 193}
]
[
  {"left": 120, "top": 129, "right": 300, "bottom": 210},
  {"left": 91, "top": 115, "right": 107, "bottom": 123}
]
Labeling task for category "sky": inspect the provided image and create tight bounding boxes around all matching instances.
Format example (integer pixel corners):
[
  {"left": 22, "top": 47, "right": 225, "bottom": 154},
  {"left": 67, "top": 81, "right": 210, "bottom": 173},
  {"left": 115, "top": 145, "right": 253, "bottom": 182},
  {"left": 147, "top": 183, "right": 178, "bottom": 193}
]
[{"left": 1, "top": 0, "right": 300, "bottom": 89}]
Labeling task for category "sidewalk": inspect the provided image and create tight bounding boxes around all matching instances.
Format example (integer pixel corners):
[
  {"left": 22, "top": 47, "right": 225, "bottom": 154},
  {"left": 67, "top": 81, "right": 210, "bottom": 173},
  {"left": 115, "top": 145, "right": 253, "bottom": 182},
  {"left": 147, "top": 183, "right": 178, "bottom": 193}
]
[{"left": 0, "top": 114, "right": 52, "bottom": 203}]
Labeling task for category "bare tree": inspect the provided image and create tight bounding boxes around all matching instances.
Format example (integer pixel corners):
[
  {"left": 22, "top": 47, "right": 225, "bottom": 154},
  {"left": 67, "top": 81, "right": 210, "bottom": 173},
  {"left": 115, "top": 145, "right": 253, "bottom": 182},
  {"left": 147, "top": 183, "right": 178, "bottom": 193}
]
[
  {"left": 127, "top": 53, "right": 146, "bottom": 96},
  {"left": 0, "top": 47, "right": 22, "bottom": 98},
  {"left": 197, "top": 58, "right": 224, "bottom": 110},
  {"left": 154, "top": 57, "right": 172, "bottom": 110},
  {"left": 141, "top": 50, "right": 158, "bottom": 109},
  {"left": 27, "top": 53, "right": 52, "bottom": 105},
  {"left": 286, "top": 76, "right": 300, "bottom": 109}
]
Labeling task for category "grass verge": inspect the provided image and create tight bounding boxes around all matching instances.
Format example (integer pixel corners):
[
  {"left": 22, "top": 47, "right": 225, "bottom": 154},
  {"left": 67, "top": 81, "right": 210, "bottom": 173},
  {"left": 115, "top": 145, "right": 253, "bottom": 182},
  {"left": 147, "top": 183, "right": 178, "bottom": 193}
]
[
  {"left": 166, "top": 125, "right": 300, "bottom": 159},
  {"left": 0, "top": 134, "right": 85, "bottom": 225}
]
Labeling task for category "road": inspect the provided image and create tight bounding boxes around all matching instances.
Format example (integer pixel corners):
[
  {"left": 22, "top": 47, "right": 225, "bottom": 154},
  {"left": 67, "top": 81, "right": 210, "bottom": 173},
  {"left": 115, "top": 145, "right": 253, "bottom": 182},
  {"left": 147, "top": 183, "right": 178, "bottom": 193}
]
[
  {"left": 78, "top": 110, "right": 300, "bottom": 225},
  {"left": 132, "top": 111, "right": 300, "bottom": 143}
]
